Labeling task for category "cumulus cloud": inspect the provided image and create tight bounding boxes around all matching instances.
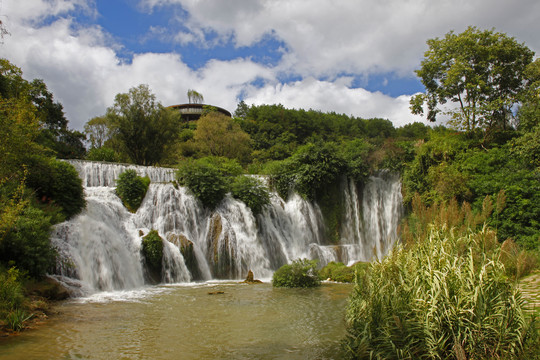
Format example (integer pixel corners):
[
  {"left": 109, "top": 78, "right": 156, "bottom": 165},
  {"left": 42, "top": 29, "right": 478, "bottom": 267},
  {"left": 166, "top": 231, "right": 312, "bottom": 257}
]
[
  {"left": 1, "top": 0, "right": 538, "bottom": 131},
  {"left": 243, "top": 78, "right": 424, "bottom": 127},
  {"left": 143, "top": 0, "right": 540, "bottom": 78}
]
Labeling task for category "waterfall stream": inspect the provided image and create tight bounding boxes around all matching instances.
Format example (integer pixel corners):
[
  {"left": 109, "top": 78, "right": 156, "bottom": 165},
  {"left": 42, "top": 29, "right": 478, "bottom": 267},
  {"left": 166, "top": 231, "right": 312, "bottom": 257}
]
[{"left": 51, "top": 160, "right": 402, "bottom": 295}]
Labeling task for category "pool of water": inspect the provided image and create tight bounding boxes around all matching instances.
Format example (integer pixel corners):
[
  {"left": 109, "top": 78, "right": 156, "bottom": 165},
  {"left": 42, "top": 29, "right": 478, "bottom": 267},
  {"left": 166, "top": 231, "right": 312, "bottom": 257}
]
[{"left": 0, "top": 282, "right": 352, "bottom": 359}]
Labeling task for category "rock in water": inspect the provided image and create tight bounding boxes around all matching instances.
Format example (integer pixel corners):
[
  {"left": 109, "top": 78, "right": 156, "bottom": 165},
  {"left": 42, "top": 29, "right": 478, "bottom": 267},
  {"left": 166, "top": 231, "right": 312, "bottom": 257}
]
[{"left": 243, "top": 270, "right": 263, "bottom": 284}]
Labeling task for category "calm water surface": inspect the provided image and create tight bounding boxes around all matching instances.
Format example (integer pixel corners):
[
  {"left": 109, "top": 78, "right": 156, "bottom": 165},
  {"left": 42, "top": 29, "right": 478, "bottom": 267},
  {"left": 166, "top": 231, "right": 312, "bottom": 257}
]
[{"left": 0, "top": 282, "right": 352, "bottom": 359}]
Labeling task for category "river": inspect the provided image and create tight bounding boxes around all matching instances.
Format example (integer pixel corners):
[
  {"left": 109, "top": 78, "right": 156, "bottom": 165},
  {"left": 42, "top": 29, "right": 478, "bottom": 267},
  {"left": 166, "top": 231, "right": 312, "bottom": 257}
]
[{"left": 0, "top": 282, "right": 352, "bottom": 360}]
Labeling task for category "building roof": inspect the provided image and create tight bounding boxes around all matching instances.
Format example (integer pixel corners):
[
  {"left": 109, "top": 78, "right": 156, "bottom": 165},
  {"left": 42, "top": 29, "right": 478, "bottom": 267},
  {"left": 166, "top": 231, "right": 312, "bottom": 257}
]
[{"left": 167, "top": 103, "right": 232, "bottom": 121}]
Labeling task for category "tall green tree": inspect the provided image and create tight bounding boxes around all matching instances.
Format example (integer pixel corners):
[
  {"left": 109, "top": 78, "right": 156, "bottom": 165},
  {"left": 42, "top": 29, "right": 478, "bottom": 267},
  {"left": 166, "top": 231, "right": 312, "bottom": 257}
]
[
  {"left": 410, "top": 27, "right": 534, "bottom": 131},
  {"left": 191, "top": 111, "right": 252, "bottom": 163},
  {"left": 0, "top": 59, "right": 85, "bottom": 159},
  {"left": 105, "top": 84, "right": 182, "bottom": 166}
]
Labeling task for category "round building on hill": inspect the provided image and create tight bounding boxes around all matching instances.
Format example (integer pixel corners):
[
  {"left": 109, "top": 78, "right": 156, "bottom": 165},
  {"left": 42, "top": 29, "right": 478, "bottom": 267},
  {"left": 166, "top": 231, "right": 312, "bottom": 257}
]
[{"left": 168, "top": 103, "right": 232, "bottom": 122}]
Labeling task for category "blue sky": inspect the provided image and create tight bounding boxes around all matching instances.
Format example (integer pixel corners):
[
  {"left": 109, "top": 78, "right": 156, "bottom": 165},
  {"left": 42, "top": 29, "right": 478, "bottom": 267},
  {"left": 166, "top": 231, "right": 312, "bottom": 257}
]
[{"left": 1, "top": 0, "right": 539, "bottom": 130}]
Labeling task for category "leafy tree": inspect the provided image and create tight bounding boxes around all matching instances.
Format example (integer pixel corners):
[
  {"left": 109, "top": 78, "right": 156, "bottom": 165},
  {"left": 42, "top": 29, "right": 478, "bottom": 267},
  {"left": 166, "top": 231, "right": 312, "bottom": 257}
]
[
  {"left": 410, "top": 27, "right": 534, "bottom": 131},
  {"left": 0, "top": 59, "right": 85, "bottom": 159},
  {"left": 187, "top": 89, "right": 204, "bottom": 104},
  {"left": 106, "top": 84, "right": 182, "bottom": 166},
  {"left": 84, "top": 116, "right": 112, "bottom": 149},
  {"left": 191, "top": 111, "right": 252, "bottom": 164}
]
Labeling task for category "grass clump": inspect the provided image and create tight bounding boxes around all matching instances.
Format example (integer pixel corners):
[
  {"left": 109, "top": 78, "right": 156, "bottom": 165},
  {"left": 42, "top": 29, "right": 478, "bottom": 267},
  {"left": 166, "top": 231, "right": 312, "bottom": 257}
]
[
  {"left": 0, "top": 267, "right": 32, "bottom": 331},
  {"left": 115, "top": 169, "right": 150, "bottom": 212},
  {"left": 344, "top": 225, "right": 533, "bottom": 359},
  {"left": 272, "top": 259, "right": 320, "bottom": 288}
]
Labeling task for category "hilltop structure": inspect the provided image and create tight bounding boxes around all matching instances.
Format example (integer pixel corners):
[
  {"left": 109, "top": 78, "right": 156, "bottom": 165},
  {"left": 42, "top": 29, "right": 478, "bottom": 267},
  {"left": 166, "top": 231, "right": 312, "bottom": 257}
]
[{"left": 168, "top": 103, "right": 232, "bottom": 122}]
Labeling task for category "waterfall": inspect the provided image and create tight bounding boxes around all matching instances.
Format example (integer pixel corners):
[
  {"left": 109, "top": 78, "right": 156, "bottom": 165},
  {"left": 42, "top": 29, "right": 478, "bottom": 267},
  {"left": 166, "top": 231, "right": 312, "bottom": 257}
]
[{"left": 52, "top": 160, "right": 402, "bottom": 295}]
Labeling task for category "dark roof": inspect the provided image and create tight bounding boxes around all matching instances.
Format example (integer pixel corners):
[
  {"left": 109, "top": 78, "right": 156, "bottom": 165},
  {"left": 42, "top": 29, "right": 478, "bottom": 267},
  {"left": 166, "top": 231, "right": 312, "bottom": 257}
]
[{"left": 167, "top": 103, "right": 232, "bottom": 121}]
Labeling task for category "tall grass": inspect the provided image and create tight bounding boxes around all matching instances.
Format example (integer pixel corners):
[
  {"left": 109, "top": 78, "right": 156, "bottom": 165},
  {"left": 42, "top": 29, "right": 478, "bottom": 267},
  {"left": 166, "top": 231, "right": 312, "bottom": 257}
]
[
  {"left": 344, "top": 225, "right": 533, "bottom": 359},
  {"left": 0, "top": 267, "right": 29, "bottom": 331}
]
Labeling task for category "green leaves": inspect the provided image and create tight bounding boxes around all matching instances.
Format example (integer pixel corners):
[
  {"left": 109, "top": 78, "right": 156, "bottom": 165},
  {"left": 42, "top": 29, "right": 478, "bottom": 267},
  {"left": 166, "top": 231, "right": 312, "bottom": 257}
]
[
  {"left": 141, "top": 230, "right": 164, "bottom": 275},
  {"left": 272, "top": 259, "right": 320, "bottom": 288},
  {"left": 115, "top": 169, "right": 150, "bottom": 213},
  {"left": 106, "top": 84, "right": 182, "bottom": 166},
  {"left": 412, "top": 26, "right": 534, "bottom": 131},
  {"left": 230, "top": 176, "right": 270, "bottom": 216}
]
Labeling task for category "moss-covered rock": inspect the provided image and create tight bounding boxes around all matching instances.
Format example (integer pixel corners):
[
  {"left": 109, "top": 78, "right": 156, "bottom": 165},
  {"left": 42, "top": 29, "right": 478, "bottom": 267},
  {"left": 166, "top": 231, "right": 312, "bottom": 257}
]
[{"left": 141, "top": 230, "right": 163, "bottom": 284}]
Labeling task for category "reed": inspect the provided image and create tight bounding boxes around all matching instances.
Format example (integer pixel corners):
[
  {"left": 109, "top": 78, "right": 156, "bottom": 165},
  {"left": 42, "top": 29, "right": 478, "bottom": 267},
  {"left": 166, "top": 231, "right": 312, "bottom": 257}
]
[{"left": 344, "top": 225, "right": 532, "bottom": 359}]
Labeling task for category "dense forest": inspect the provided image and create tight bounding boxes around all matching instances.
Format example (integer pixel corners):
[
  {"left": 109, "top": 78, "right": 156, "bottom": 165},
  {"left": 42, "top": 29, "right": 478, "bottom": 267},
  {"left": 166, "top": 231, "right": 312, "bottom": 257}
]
[{"left": 1, "top": 26, "right": 539, "bottom": 357}]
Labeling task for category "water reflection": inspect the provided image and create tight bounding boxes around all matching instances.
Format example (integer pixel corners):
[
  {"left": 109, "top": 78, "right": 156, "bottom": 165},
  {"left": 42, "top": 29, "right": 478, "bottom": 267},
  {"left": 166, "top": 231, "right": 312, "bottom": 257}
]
[{"left": 0, "top": 282, "right": 351, "bottom": 360}]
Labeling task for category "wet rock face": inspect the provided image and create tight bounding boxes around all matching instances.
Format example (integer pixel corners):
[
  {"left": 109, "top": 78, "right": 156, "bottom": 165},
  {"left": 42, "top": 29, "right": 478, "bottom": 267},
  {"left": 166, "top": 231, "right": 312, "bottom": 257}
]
[
  {"left": 166, "top": 233, "right": 201, "bottom": 280},
  {"left": 206, "top": 214, "right": 237, "bottom": 279}
]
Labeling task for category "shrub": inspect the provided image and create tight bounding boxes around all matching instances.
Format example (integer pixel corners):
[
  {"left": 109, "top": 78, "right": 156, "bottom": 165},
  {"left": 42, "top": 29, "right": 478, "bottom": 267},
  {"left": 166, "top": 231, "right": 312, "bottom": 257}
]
[
  {"left": 344, "top": 226, "right": 530, "bottom": 359},
  {"left": 0, "top": 206, "right": 55, "bottom": 278},
  {"left": 141, "top": 230, "right": 163, "bottom": 274},
  {"left": 86, "top": 147, "right": 119, "bottom": 162},
  {"left": 115, "top": 169, "right": 150, "bottom": 212},
  {"left": 0, "top": 267, "right": 25, "bottom": 319},
  {"left": 176, "top": 158, "right": 228, "bottom": 209},
  {"left": 230, "top": 175, "right": 270, "bottom": 215},
  {"left": 319, "top": 262, "right": 355, "bottom": 283},
  {"left": 272, "top": 259, "right": 320, "bottom": 288},
  {"left": 26, "top": 158, "right": 85, "bottom": 220}
]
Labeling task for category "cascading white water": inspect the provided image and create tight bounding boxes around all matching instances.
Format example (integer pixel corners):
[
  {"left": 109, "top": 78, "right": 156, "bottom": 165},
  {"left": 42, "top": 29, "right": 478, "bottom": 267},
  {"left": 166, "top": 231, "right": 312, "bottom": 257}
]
[
  {"left": 66, "top": 160, "right": 176, "bottom": 186},
  {"left": 52, "top": 160, "right": 402, "bottom": 295}
]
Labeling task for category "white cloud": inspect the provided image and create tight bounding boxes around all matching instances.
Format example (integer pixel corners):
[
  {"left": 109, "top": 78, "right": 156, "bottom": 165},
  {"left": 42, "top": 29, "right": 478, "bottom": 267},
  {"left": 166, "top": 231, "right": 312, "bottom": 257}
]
[
  {"left": 1, "top": 0, "right": 538, "bottom": 132},
  {"left": 143, "top": 0, "right": 540, "bottom": 78},
  {"left": 244, "top": 78, "right": 424, "bottom": 127}
]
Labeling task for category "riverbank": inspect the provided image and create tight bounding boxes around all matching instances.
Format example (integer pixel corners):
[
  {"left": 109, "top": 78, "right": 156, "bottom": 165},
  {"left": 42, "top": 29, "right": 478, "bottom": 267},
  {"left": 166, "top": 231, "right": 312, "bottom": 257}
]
[{"left": 0, "top": 277, "right": 68, "bottom": 338}]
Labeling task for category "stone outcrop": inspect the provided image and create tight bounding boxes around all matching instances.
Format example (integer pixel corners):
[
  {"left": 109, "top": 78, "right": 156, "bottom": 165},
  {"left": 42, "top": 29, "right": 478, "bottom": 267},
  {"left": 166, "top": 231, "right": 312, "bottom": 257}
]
[
  {"left": 167, "top": 233, "right": 201, "bottom": 280},
  {"left": 206, "top": 213, "right": 237, "bottom": 279},
  {"left": 242, "top": 270, "right": 263, "bottom": 284}
]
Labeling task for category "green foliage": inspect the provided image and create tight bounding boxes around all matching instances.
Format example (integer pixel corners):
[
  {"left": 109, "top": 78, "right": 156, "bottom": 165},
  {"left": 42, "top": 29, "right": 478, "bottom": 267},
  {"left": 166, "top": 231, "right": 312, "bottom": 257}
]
[
  {"left": 345, "top": 225, "right": 531, "bottom": 359},
  {"left": 141, "top": 230, "right": 163, "bottom": 273},
  {"left": 319, "top": 262, "right": 355, "bottom": 283},
  {"left": 26, "top": 158, "right": 85, "bottom": 220},
  {"left": 272, "top": 259, "right": 321, "bottom": 288},
  {"left": 461, "top": 146, "right": 540, "bottom": 249},
  {"left": 0, "top": 206, "right": 55, "bottom": 278},
  {"left": 5, "top": 308, "right": 32, "bottom": 331},
  {"left": 238, "top": 104, "right": 398, "bottom": 162},
  {"left": 115, "top": 170, "right": 150, "bottom": 212},
  {"left": 0, "top": 267, "right": 25, "bottom": 319},
  {"left": 86, "top": 147, "right": 120, "bottom": 162},
  {"left": 411, "top": 26, "right": 534, "bottom": 131},
  {"left": 0, "top": 59, "right": 85, "bottom": 159},
  {"left": 177, "top": 158, "right": 228, "bottom": 209},
  {"left": 266, "top": 142, "right": 346, "bottom": 201},
  {"left": 105, "top": 84, "right": 182, "bottom": 166},
  {"left": 188, "top": 111, "right": 252, "bottom": 164},
  {"left": 230, "top": 176, "right": 270, "bottom": 215}
]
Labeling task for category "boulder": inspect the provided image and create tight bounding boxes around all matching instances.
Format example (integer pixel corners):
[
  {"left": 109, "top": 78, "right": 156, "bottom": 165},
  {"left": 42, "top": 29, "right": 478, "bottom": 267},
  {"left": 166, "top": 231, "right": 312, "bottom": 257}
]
[
  {"left": 167, "top": 233, "right": 201, "bottom": 280},
  {"left": 242, "top": 270, "right": 263, "bottom": 284}
]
